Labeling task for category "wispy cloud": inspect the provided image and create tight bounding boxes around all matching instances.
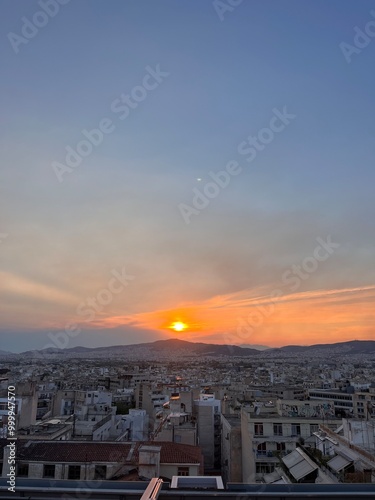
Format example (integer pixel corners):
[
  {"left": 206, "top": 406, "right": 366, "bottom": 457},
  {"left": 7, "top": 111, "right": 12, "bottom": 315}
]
[
  {"left": 89, "top": 285, "right": 375, "bottom": 346},
  {"left": 0, "top": 270, "right": 79, "bottom": 306}
]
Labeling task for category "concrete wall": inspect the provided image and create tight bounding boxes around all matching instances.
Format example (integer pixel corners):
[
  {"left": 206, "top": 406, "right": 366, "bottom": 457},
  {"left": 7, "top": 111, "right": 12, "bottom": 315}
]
[
  {"left": 221, "top": 416, "right": 242, "bottom": 483},
  {"left": 195, "top": 405, "right": 214, "bottom": 469},
  {"left": 277, "top": 400, "right": 335, "bottom": 419},
  {"left": 139, "top": 445, "right": 161, "bottom": 479},
  {"left": 17, "top": 383, "right": 38, "bottom": 428},
  {"left": 160, "top": 464, "right": 200, "bottom": 480},
  {"left": 241, "top": 409, "right": 255, "bottom": 482},
  {"left": 22, "top": 462, "right": 121, "bottom": 480},
  {"left": 155, "top": 425, "right": 196, "bottom": 446}
]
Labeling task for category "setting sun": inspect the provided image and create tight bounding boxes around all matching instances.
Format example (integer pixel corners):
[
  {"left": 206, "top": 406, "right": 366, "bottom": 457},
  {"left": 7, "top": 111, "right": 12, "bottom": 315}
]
[{"left": 170, "top": 321, "right": 188, "bottom": 332}]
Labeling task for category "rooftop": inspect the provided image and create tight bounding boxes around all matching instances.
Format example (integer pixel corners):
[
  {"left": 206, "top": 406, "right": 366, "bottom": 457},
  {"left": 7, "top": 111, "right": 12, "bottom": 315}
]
[
  {"left": 221, "top": 414, "right": 241, "bottom": 427},
  {"left": 0, "top": 439, "right": 202, "bottom": 465}
]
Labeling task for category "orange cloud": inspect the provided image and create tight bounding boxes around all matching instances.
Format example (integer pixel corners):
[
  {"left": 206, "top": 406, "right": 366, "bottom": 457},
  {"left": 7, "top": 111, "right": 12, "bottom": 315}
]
[{"left": 91, "top": 285, "right": 375, "bottom": 347}]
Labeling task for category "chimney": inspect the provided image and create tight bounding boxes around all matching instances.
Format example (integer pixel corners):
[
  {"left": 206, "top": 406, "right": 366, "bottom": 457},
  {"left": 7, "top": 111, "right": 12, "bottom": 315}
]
[{"left": 138, "top": 445, "right": 161, "bottom": 479}]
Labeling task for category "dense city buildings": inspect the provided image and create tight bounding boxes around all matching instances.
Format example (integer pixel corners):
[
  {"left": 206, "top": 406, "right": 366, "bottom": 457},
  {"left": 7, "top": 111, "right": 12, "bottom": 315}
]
[{"left": 1, "top": 340, "right": 375, "bottom": 488}]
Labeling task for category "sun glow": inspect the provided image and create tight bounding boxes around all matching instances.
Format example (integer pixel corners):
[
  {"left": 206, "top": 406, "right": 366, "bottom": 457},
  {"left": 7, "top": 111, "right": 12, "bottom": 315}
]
[{"left": 170, "top": 321, "right": 188, "bottom": 332}]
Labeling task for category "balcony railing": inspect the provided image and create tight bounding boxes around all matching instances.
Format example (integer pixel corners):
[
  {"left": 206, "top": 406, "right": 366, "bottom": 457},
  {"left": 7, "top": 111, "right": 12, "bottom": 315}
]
[
  {"left": 256, "top": 451, "right": 275, "bottom": 458},
  {"left": 256, "top": 450, "right": 290, "bottom": 459}
]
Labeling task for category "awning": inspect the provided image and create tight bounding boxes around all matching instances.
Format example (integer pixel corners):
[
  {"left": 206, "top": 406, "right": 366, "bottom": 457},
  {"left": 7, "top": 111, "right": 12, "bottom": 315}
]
[
  {"left": 282, "top": 448, "right": 318, "bottom": 481},
  {"left": 263, "top": 470, "right": 282, "bottom": 484},
  {"left": 282, "top": 449, "right": 302, "bottom": 468},
  {"left": 290, "top": 460, "right": 317, "bottom": 481},
  {"left": 263, "top": 469, "right": 290, "bottom": 484},
  {"left": 327, "top": 454, "right": 353, "bottom": 472}
]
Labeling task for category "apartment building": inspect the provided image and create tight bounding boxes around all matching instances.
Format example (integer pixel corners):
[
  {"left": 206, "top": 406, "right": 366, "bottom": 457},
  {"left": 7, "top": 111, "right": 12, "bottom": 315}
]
[
  {"left": 1, "top": 440, "right": 203, "bottom": 481},
  {"left": 0, "top": 382, "right": 38, "bottom": 437},
  {"left": 309, "top": 388, "right": 354, "bottom": 416},
  {"left": 309, "top": 387, "right": 375, "bottom": 418},
  {"left": 241, "top": 399, "right": 340, "bottom": 482},
  {"left": 221, "top": 414, "right": 242, "bottom": 483},
  {"left": 153, "top": 393, "right": 197, "bottom": 446},
  {"left": 257, "top": 385, "right": 306, "bottom": 400},
  {"left": 193, "top": 394, "right": 221, "bottom": 471},
  {"left": 115, "top": 409, "right": 149, "bottom": 441}
]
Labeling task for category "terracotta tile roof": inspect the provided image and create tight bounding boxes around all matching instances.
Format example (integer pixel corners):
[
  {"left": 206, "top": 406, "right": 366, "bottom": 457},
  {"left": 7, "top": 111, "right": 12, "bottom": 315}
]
[
  {"left": 5, "top": 440, "right": 202, "bottom": 465},
  {"left": 137, "top": 441, "right": 203, "bottom": 464}
]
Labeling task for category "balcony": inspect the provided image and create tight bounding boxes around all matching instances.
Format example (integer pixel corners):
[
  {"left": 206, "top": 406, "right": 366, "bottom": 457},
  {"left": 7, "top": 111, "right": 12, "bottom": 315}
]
[
  {"left": 253, "top": 435, "right": 299, "bottom": 443},
  {"left": 256, "top": 450, "right": 291, "bottom": 460},
  {"left": 256, "top": 451, "right": 274, "bottom": 458}
]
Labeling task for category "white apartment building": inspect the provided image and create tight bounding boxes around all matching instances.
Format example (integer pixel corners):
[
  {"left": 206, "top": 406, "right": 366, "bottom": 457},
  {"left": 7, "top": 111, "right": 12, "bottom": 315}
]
[
  {"left": 241, "top": 399, "right": 340, "bottom": 482},
  {"left": 194, "top": 394, "right": 221, "bottom": 470}
]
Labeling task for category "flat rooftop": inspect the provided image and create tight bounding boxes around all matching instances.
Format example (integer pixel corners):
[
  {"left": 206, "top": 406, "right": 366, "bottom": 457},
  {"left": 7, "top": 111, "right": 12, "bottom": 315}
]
[{"left": 222, "top": 414, "right": 242, "bottom": 427}]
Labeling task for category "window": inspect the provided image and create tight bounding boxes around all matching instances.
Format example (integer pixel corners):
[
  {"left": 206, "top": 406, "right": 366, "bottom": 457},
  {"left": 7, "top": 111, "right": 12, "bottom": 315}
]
[
  {"left": 17, "top": 464, "right": 29, "bottom": 477},
  {"left": 256, "top": 462, "right": 274, "bottom": 474},
  {"left": 94, "top": 465, "right": 107, "bottom": 479},
  {"left": 177, "top": 467, "right": 189, "bottom": 476},
  {"left": 68, "top": 465, "right": 81, "bottom": 480},
  {"left": 310, "top": 424, "right": 319, "bottom": 434},
  {"left": 0, "top": 403, "right": 18, "bottom": 413},
  {"left": 257, "top": 443, "right": 267, "bottom": 456},
  {"left": 273, "top": 423, "right": 283, "bottom": 436},
  {"left": 276, "top": 442, "right": 286, "bottom": 452},
  {"left": 43, "top": 464, "right": 55, "bottom": 478},
  {"left": 254, "top": 423, "right": 263, "bottom": 436},
  {"left": 291, "top": 424, "right": 301, "bottom": 436}
]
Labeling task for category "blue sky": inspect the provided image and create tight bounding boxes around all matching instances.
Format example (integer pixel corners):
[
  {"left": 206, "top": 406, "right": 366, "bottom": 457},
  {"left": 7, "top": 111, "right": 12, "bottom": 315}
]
[{"left": 1, "top": 0, "right": 375, "bottom": 352}]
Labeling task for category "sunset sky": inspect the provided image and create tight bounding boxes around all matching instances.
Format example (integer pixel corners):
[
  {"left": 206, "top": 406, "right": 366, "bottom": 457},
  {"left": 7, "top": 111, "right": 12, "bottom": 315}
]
[{"left": 1, "top": 0, "right": 375, "bottom": 352}]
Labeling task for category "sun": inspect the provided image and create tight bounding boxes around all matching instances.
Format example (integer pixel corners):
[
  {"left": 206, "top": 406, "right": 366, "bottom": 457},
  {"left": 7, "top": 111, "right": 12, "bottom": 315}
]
[{"left": 170, "top": 321, "right": 188, "bottom": 332}]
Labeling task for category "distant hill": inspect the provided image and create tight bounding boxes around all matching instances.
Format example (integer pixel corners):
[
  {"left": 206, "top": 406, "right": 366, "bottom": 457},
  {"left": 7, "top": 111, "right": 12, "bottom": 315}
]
[
  {"left": 0, "top": 350, "right": 14, "bottom": 357},
  {"left": 20, "top": 338, "right": 260, "bottom": 360},
  {"left": 5, "top": 338, "right": 375, "bottom": 360},
  {"left": 271, "top": 340, "right": 375, "bottom": 356},
  {"left": 239, "top": 344, "right": 270, "bottom": 351}
]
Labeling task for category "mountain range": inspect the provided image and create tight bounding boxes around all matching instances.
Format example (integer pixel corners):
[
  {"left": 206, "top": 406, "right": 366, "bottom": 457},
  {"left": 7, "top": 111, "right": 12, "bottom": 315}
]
[{"left": 1, "top": 338, "right": 375, "bottom": 360}]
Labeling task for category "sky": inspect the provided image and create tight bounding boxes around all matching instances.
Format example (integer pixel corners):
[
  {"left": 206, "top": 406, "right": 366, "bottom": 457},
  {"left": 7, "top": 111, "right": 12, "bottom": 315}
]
[{"left": 1, "top": 0, "right": 375, "bottom": 352}]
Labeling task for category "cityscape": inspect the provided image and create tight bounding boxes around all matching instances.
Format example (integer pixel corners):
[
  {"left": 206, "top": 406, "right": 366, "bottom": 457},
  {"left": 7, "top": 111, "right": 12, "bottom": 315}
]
[
  {"left": 1, "top": 0, "right": 375, "bottom": 498},
  {"left": 1, "top": 338, "right": 375, "bottom": 497}
]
